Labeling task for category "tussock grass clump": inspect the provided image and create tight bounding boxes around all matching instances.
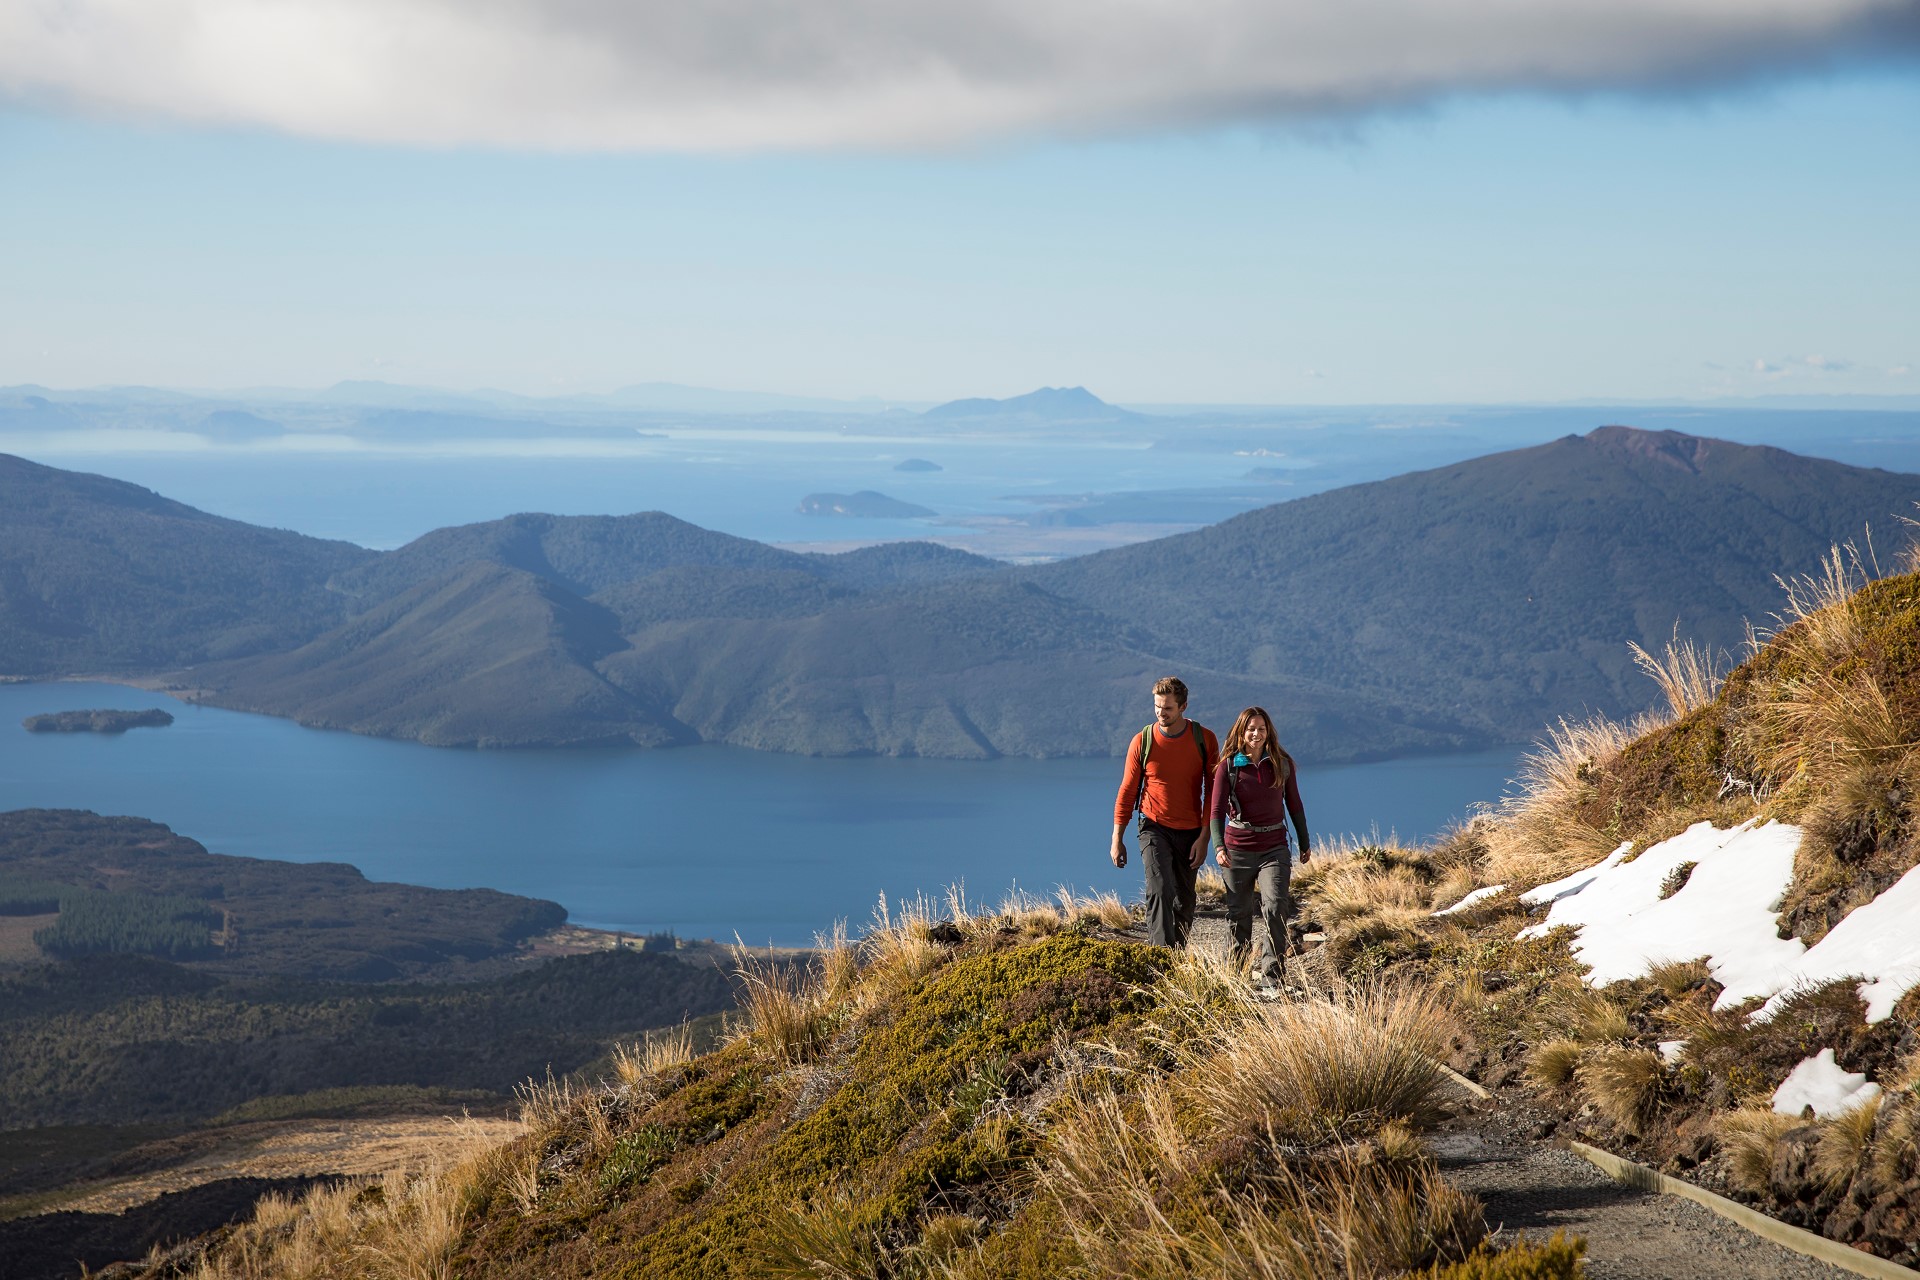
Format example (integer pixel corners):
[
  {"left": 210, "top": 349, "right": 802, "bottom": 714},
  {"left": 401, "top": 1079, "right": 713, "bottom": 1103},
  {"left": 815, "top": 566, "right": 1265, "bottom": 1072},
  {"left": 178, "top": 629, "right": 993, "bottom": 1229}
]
[
  {"left": 1811, "top": 1094, "right": 1881, "bottom": 1193},
  {"left": 1525, "top": 1039, "right": 1584, "bottom": 1091},
  {"left": 185, "top": 1160, "right": 486, "bottom": 1280},
  {"left": 1195, "top": 863, "right": 1228, "bottom": 905},
  {"left": 1482, "top": 714, "right": 1642, "bottom": 888},
  {"left": 733, "top": 947, "right": 833, "bottom": 1068},
  {"left": 612, "top": 1021, "right": 697, "bottom": 1091},
  {"left": 755, "top": 1189, "right": 883, "bottom": 1280},
  {"left": 1534, "top": 984, "right": 1631, "bottom": 1046},
  {"left": 1646, "top": 957, "right": 1712, "bottom": 1001},
  {"left": 1176, "top": 982, "right": 1459, "bottom": 1142},
  {"left": 1630, "top": 633, "right": 1725, "bottom": 722},
  {"left": 1042, "top": 1083, "right": 1483, "bottom": 1280},
  {"left": 1579, "top": 1045, "right": 1669, "bottom": 1135},
  {"left": 1718, "top": 1106, "right": 1800, "bottom": 1194}
]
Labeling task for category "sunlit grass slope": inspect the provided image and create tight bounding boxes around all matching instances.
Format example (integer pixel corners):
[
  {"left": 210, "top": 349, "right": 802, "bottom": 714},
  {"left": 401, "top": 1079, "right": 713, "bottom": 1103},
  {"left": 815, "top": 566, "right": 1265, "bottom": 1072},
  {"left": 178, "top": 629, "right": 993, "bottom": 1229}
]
[{"left": 149, "top": 890, "right": 1580, "bottom": 1280}]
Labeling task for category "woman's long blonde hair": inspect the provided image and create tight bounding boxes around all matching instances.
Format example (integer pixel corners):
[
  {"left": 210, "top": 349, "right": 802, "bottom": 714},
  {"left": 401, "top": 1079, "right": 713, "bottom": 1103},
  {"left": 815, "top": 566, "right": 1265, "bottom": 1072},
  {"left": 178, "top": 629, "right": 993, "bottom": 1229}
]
[{"left": 1222, "top": 706, "right": 1292, "bottom": 789}]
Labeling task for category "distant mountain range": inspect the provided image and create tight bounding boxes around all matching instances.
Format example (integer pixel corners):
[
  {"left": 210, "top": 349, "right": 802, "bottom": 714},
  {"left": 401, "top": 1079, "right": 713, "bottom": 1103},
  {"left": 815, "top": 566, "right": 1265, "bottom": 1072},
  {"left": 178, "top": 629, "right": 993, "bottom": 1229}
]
[{"left": 3, "top": 427, "right": 1917, "bottom": 761}]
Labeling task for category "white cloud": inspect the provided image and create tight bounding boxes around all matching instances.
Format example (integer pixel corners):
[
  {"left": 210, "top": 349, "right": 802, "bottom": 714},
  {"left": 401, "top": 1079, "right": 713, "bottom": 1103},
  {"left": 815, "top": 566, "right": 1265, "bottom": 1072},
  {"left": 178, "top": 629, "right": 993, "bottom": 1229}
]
[{"left": 0, "top": 0, "right": 1914, "bottom": 152}]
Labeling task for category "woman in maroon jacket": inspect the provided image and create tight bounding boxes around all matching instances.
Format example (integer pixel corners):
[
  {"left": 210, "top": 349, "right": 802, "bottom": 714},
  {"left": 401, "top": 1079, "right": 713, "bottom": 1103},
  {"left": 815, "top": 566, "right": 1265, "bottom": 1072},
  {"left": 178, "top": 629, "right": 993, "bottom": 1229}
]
[{"left": 1209, "top": 706, "right": 1310, "bottom": 987}]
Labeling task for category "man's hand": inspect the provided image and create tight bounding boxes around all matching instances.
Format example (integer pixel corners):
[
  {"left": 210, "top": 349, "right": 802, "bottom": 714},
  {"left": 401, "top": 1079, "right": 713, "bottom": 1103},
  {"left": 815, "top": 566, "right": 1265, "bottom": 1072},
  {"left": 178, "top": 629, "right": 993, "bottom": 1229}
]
[
  {"left": 1215, "top": 847, "right": 1232, "bottom": 870},
  {"left": 1111, "top": 839, "right": 1128, "bottom": 869},
  {"left": 1188, "top": 836, "right": 1207, "bottom": 870}
]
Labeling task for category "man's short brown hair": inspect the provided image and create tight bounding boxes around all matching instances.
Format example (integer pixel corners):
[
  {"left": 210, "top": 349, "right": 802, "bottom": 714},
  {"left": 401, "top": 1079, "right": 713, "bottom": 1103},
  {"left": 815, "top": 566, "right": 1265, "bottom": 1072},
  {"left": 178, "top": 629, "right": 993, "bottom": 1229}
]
[{"left": 1152, "top": 676, "right": 1188, "bottom": 706}]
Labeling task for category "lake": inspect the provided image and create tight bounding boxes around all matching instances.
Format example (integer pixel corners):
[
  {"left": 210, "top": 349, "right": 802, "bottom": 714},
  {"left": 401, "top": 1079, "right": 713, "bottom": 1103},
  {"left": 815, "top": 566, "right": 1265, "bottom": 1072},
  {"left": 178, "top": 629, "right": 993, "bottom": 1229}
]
[{"left": 0, "top": 682, "right": 1525, "bottom": 945}]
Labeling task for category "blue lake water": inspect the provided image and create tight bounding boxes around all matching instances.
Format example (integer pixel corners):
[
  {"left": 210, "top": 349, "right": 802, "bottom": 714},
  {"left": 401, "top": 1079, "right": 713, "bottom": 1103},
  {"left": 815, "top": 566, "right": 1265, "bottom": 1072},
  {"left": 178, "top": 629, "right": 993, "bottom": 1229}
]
[{"left": 0, "top": 683, "right": 1525, "bottom": 945}]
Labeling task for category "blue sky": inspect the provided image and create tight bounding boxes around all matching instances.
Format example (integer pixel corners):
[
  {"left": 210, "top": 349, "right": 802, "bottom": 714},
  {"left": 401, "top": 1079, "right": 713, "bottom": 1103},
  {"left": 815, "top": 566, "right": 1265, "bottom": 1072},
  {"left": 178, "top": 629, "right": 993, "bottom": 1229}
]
[{"left": 2, "top": 45, "right": 1915, "bottom": 404}]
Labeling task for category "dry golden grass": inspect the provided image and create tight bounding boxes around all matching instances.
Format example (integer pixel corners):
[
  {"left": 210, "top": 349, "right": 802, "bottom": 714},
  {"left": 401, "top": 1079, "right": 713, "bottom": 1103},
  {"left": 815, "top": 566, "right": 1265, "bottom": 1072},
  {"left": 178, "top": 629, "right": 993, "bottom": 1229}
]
[
  {"left": 1579, "top": 1046, "right": 1667, "bottom": 1135},
  {"left": 1040, "top": 1082, "right": 1481, "bottom": 1280},
  {"left": 1314, "top": 862, "right": 1429, "bottom": 926},
  {"left": 814, "top": 919, "right": 860, "bottom": 1010},
  {"left": 1429, "top": 863, "right": 1482, "bottom": 913},
  {"left": 1194, "top": 863, "right": 1228, "bottom": 905},
  {"left": 1812, "top": 1096, "right": 1881, "bottom": 1192},
  {"left": 1771, "top": 543, "right": 1867, "bottom": 664},
  {"left": 1174, "top": 981, "right": 1459, "bottom": 1143},
  {"left": 1537, "top": 984, "right": 1631, "bottom": 1046},
  {"left": 732, "top": 947, "right": 831, "bottom": 1068},
  {"left": 1718, "top": 1107, "right": 1799, "bottom": 1195},
  {"left": 1629, "top": 632, "right": 1725, "bottom": 722},
  {"left": 1871, "top": 1097, "right": 1920, "bottom": 1185},
  {"left": 1525, "top": 1039, "right": 1584, "bottom": 1091},
  {"left": 611, "top": 1021, "right": 697, "bottom": 1091},
  {"left": 1481, "top": 714, "right": 1640, "bottom": 888},
  {"left": 1646, "top": 957, "right": 1712, "bottom": 1001},
  {"left": 513, "top": 1069, "right": 578, "bottom": 1135},
  {"left": 187, "top": 1155, "right": 488, "bottom": 1280},
  {"left": 852, "top": 892, "right": 951, "bottom": 1008}
]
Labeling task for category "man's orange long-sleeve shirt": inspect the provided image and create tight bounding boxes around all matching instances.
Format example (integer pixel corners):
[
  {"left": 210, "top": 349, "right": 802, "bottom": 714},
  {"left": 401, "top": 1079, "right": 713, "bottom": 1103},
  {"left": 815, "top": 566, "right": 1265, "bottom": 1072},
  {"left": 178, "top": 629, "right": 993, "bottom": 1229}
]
[{"left": 1113, "top": 722, "right": 1219, "bottom": 830}]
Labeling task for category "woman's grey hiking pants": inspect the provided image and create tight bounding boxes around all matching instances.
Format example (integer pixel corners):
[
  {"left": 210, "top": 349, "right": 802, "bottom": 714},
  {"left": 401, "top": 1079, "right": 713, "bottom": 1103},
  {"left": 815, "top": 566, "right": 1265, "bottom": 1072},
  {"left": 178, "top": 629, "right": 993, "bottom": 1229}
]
[
  {"left": 1139, "top": 818, "right": 1201, "bottom": 948},
  {"left": 1225, "top": 848, "right": 1292, "bottom": 978}
]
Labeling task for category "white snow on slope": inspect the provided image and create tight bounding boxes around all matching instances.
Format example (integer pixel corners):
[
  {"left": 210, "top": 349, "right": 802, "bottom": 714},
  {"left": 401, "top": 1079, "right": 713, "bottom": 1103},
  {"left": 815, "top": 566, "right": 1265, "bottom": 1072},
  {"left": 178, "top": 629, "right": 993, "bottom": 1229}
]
[
  {"left": 1754, "top": 862, "right": 1920, "bottom": 1024},
  {"left": 1773, "top": 1049, "right": 1882, "bottom": 1118},
  {"left": 1435, "top": 885, "right": 1508, "bottom": 916},
  {"left": 1517, "top": 820, "right": 1805, "bottom": 1007},
  {"left": 1515, "top": 820, "right": 1920, "bottom": 1025}
]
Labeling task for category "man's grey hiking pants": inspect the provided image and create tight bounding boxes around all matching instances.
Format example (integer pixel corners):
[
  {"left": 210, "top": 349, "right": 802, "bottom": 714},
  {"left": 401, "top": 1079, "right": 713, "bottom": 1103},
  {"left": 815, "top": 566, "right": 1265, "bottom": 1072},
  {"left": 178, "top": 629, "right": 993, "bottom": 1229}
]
[
  {"left": 1139, "top": 818, "right": 1201, "bottom": 949},
  {"left": 1225, "top": 849, "right": 1292, "bottom": 979}
]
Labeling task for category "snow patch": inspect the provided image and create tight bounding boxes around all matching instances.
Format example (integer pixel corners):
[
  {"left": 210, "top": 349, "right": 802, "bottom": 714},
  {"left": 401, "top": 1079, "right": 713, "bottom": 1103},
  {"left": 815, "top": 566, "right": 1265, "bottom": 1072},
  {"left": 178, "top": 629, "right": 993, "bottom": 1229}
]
[
  {"left": 1519, "top": 843, "right": 1633, "bottom": 906},
  {"left": 1773, "top": 1049, "right": 1882, "bottom": 1118},
  {"left": 1658, "top": 1040, "right": 1687, "bottom": 1064},
  {"left": 1516, "top": 821, "right": 1804, "bottom": 1005},
  {"left": 1753, "top": 862, "right": 1920, "bottom": 1024},
  {"left": 1434, "top": 885, "right": 1507, "bottom": 916}
]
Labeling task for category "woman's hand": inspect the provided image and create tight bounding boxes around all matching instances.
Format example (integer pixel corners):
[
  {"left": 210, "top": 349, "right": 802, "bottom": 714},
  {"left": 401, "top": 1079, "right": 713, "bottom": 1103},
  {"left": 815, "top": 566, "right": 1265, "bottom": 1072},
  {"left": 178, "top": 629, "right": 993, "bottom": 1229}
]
[{"left": 1215, "top": 847, "right": 1231, "bottom": 870}]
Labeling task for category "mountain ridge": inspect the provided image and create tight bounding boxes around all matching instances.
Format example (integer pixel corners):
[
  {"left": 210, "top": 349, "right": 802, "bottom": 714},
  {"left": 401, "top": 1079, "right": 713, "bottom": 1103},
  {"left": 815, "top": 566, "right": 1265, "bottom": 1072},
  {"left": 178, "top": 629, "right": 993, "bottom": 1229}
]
[{"left": 5, "top": 427, "right": 1917, "bottom": 761}]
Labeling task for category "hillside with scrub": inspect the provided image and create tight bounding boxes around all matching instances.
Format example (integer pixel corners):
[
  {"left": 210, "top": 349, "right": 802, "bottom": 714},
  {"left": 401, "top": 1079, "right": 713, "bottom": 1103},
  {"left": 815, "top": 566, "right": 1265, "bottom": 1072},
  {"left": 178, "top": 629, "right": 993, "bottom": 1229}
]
[
  {"left": 1286, "top": 544, "right": 1920, "bottom": 1265},
  {"left": 115, "top": 895, "right": 1582, "bottom": 1280}
]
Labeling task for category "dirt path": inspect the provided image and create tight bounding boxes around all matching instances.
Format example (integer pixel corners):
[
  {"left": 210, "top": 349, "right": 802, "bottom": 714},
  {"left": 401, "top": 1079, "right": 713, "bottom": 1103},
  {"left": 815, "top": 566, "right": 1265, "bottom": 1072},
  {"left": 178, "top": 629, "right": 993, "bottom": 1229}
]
[{"left": 1177, "top": 907, "right": 1857, "bottom": 1280}]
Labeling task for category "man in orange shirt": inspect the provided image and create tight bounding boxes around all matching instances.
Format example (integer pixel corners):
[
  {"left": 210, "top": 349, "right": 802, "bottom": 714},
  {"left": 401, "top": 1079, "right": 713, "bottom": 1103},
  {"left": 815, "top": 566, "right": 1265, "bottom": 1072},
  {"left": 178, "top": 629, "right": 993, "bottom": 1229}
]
[{"left": 1111, "top": 676, "right": 1218, "bottom": 949}]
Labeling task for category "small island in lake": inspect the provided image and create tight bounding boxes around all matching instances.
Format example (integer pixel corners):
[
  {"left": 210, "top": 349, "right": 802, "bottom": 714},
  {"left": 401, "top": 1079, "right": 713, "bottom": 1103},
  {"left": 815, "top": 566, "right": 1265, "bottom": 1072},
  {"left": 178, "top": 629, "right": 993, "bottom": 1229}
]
[
  {"left": 23, "top": 708, "right": 175, "bottom": 734},
  {"left": 797, "top": 490, "right": 937, "bottom": 518},
  {"left": 893, "top": 457, "right": 942, "bottom": 472}
]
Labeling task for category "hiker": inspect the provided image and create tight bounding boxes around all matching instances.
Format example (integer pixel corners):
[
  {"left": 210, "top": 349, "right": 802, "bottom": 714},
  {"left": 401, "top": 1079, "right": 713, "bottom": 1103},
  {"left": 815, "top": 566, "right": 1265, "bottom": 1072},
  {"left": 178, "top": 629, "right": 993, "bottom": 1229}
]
[
  {"left": 1210, "top": 706, "right": 1310, "bottom": 986},
  {"left": 1111, "top": 676, "right": 1219, "bottom": 949}
]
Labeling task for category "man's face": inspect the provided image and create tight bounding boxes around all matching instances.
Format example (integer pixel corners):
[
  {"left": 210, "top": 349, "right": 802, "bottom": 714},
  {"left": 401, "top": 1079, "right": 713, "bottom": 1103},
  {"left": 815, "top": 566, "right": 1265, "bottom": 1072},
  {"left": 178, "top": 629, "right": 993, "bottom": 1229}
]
[{"left": 1153, "top": 693, "right": 1185, "bottom": 731}]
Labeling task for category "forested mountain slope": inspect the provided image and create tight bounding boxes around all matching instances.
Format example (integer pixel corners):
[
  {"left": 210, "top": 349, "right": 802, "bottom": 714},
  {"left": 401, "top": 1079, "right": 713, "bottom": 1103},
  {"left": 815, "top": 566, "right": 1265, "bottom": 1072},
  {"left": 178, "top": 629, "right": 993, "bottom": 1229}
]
[
  {"left": 0, "top": 454, "right": 371, "bottom": 673},
  {"left": 7, "top": 427, "right": 1917, "bottom": 759},
  {"left": 1031, "top": 426, "right": 1920, "bottom": 745}
]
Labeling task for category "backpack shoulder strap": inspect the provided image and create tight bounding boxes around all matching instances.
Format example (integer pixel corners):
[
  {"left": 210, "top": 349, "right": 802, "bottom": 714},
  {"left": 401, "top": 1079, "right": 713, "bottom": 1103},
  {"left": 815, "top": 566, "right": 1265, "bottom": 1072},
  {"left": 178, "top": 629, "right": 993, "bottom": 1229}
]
[{"left": 1134, "top": 727, "right": 1154, "bottom": 814}]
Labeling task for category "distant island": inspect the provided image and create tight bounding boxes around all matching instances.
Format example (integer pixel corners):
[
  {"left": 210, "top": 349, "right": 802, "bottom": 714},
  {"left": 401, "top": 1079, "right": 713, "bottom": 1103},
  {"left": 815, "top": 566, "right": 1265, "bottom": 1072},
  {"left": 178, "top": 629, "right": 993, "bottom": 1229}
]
[
  {"left": 797, "top": 490, "right": 937, "bottom": 518},
  {"left": 23, "top": 708, "right": 174, "bottom": 734},
  {"left": 894, "top": 457, "right": 942, "bottom": 472}
]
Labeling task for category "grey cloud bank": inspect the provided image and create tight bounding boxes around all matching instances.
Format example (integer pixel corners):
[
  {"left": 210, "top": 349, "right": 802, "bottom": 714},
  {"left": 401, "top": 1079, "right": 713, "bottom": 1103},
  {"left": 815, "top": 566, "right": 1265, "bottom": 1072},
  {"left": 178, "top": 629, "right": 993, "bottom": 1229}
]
[{"left": 2, "top": 0, "right": 1916, "bottom": 150}]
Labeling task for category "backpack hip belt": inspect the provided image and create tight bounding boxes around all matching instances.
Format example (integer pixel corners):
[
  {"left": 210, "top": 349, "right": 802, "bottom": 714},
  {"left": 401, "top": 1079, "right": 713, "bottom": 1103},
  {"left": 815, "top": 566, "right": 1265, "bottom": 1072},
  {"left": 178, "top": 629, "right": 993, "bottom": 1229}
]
[{"left": 1225, "top": 817, "right": 1289, "bottom": 833}]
